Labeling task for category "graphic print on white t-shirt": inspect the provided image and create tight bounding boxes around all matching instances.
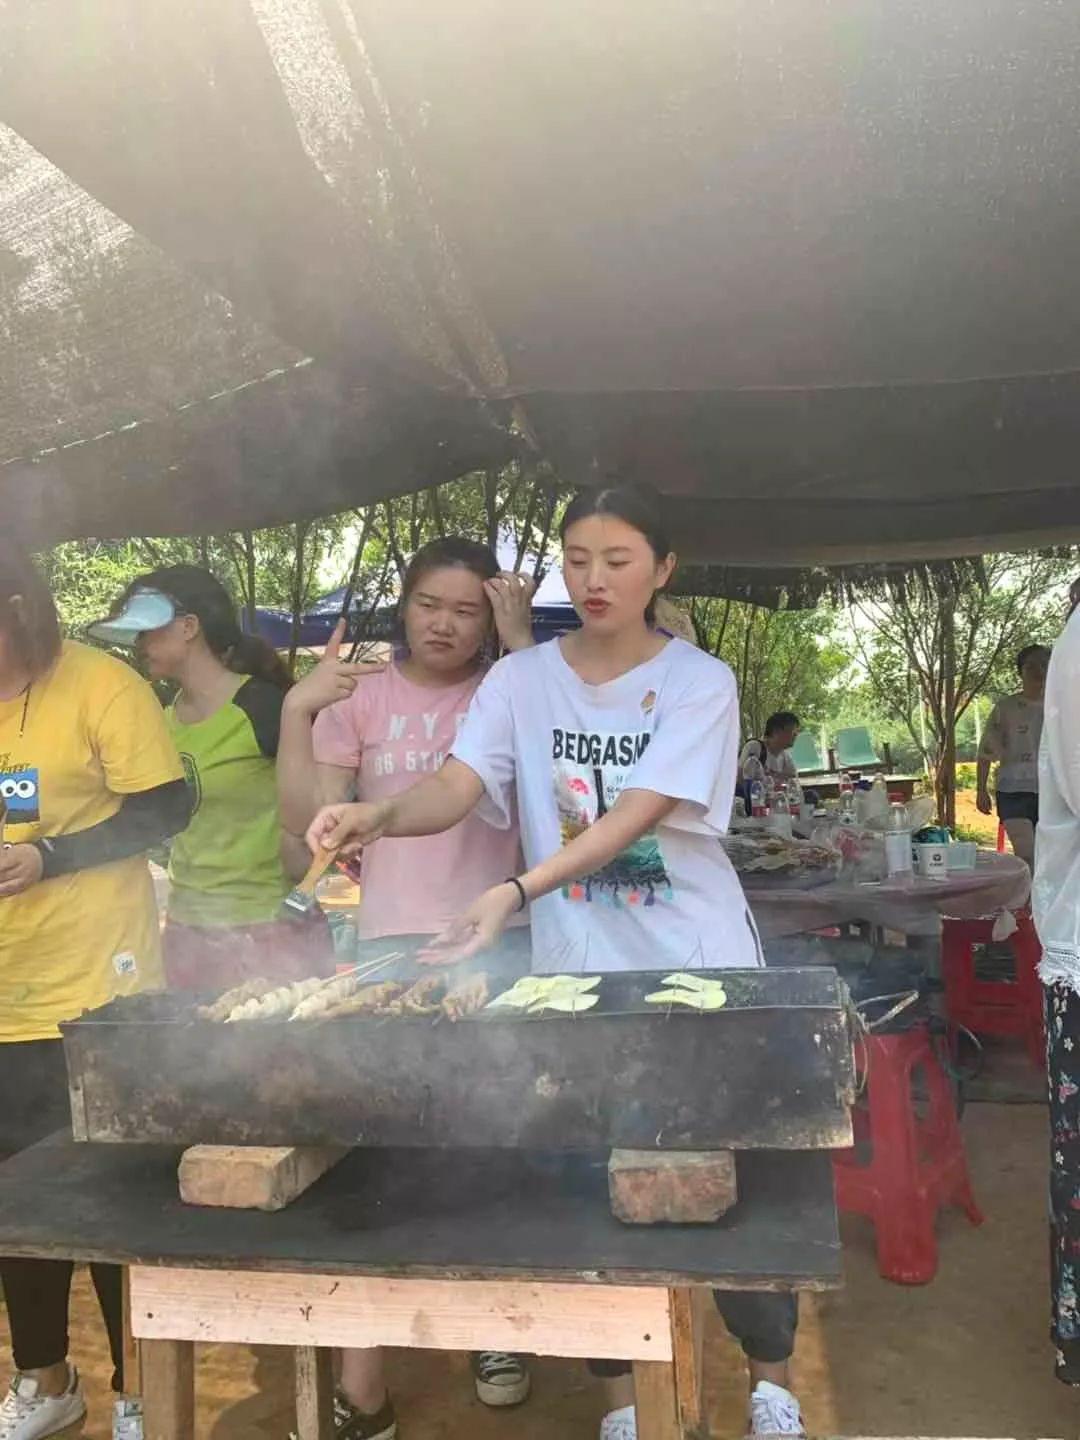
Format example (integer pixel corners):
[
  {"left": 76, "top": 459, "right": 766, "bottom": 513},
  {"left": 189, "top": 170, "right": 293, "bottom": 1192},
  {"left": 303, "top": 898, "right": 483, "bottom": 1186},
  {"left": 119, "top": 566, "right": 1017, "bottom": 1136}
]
[{"left": 552, "top": 722, "right": 673, "bottom": 907}]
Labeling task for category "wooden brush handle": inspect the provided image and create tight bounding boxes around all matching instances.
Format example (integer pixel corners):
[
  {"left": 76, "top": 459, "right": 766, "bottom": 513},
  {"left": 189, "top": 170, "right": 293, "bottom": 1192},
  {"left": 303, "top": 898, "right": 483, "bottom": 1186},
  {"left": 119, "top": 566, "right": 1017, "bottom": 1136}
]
[{"left": 296, "top": 847, "right": 336, "bottom": 897}]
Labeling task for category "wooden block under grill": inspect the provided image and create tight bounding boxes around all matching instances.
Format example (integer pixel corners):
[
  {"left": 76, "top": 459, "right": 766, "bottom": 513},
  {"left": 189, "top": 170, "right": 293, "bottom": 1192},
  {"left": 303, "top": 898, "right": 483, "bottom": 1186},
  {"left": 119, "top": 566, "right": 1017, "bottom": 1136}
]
[
  {"left": 178, "top": 1145, "right": 347, "bottom": 1212},
  {"left": 608, "top": 1149, "right": 738, "bottom": 1225}
]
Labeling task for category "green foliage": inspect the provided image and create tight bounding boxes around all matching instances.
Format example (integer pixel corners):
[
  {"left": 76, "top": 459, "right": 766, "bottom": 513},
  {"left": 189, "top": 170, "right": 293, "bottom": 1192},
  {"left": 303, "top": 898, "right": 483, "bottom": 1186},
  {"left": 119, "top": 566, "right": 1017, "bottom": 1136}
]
[
  {"left": 40, "top": 466, "right": 567, "bottom": 666},
  {"left": 687, "top": 597, "right": 851, "bottom": 740},
  {"left": 848, "top": 551, "right": 1075, "bottom": 817},
  {"left": 40, "top": 540, "right": 149, "bottom": 636},
  {"left": 955, "top": 762, "right": 978, "bottom": 792},
  {"left": 40, "top": 481, "right": 1070, "bottom": 826}
]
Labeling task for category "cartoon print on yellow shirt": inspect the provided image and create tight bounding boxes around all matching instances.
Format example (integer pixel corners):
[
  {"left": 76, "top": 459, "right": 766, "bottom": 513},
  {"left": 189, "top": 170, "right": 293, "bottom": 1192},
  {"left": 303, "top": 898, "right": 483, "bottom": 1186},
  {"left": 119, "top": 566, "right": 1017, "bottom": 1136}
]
[
  {"left": 0, "top": 766, "right": 40, "bottom": 824},
  {"left": 552, "top": 726, "right": 672, "bottom": 907}
]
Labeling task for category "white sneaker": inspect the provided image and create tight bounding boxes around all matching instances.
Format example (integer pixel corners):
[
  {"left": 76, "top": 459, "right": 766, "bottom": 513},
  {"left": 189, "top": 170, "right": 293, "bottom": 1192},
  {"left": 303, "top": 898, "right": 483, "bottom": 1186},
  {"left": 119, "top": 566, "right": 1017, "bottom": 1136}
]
[
  {"left": 0, "top": 1368, "right": 86, "bottom": 1440},
  {"left": 749, "top": 1381, "right": 804, "bottom": 1438},
  {"left": 472, "top": 1352, "right": 531, "bottom": 1407},
  {"left": 599, "top": 1404, "right": 637, "bottom": 1440}
]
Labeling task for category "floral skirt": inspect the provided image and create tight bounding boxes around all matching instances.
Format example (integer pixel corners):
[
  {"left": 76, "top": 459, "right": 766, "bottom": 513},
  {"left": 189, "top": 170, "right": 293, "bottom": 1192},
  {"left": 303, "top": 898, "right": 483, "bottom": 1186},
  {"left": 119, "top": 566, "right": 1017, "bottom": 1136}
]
[{"left": 1047, "top": 979, "right": 1080, "bottom": 1383}]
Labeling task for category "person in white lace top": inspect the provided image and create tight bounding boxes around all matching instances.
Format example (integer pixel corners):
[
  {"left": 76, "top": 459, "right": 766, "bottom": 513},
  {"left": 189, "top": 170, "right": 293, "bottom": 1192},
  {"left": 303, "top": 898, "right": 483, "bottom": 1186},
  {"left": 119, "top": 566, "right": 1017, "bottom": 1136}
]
[
  {"left": 1033, "top": 578, "right": 1080, "bottom": 1386},
  {"left": 1035, "top": 589, "right": 1080, "bottom": 989}
]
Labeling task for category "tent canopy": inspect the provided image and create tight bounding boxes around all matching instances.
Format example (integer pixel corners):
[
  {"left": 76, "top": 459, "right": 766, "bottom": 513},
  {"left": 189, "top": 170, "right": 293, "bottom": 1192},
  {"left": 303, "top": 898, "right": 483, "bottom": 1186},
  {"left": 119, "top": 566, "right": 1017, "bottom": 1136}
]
[{"left": 4, "top": 0, "right": 1080, "bottom": 565}]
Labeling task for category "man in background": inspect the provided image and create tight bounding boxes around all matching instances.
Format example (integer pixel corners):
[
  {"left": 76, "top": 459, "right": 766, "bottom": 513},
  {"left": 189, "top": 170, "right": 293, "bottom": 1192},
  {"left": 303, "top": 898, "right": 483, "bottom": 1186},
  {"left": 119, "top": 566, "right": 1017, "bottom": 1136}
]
[
  {"left": 976, "top": 644, "right": 1050, "bottom": 867},
  {"left": 740, "top": 711, "right": 801, "bottom": 785}
]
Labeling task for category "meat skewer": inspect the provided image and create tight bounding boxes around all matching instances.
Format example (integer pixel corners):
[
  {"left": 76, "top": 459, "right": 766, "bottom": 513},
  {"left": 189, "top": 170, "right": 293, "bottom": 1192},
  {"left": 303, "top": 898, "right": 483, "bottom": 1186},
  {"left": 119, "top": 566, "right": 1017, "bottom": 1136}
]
[
  {"left": 288, "top": 973, "right": 361, "bottom": 1020},
  {"left": 318, "top": 982, "right": 405, "bottom": 1020},
  {"left": 441, "top": 974, "right": 489, "bottom": 1022},
  {"left": 226, "top": 978, "right": 324, "bottom": 1022},
  {"left": 386, "top": 975, "right": 447, "bottom": 1016},
  {"left": 196, "top": 978, "right": 275, "bottom": 1023}
]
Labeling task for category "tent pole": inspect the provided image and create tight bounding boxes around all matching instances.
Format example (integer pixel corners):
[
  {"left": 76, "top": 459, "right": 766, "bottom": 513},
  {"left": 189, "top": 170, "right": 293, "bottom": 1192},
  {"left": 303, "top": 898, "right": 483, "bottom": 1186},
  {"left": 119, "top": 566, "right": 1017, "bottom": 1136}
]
[{"left": 942, "top": 600, "right": 957, "bottom": 830}]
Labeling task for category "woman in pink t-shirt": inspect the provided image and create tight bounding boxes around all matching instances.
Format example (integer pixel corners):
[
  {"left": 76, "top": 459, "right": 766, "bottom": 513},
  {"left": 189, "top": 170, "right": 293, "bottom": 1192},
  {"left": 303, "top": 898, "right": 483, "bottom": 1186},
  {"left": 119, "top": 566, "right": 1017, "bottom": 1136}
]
[{"left": 277, "top": 536, "right": 535, "bottom": 1438}]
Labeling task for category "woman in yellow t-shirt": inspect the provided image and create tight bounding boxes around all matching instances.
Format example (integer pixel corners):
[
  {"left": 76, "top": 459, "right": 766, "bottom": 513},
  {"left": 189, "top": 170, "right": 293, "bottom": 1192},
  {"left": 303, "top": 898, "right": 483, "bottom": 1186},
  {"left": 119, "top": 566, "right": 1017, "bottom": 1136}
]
[{"left": 0, "top": 541, "right": 191, "bottom": 1440}]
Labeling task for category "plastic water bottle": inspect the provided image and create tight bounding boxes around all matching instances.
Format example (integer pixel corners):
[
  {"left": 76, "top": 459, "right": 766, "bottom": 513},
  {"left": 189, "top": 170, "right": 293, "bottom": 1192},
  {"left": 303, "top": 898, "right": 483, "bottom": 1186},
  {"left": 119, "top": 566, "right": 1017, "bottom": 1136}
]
[
  {"left": 749, "top": 778, "right": 768, "bottom": 819},
  {"left": 869, "top": 773, "right": 889, "bottom": 821},
  {"left": 853, "top": 779, "right": 872, "bottom": 826},
  {"left": 838, "top": 771, "right": 855, "bottom": 822},
  {"left": 885, "top": 801, "right": 913, "bottom": 879},
  {"left": 789, "top": 776, "right": 805, "bottom": 824},
  {"left": 769, "top": 787, "right": 793, "bottom": 839},
  {"left": 742, "top": 751, "right": 766, "bottom": 784}
]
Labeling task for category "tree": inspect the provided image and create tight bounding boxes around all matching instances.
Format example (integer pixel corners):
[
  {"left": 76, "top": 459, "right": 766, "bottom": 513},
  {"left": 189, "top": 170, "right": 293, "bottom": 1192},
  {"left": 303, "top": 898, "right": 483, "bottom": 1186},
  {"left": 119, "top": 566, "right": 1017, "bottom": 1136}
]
[
  {"left": 40, "top": 464, "right": 568, "bottom": 665},
  {"left": 687, "top": 597, "right": 851, "bottom": 740},
  {"left": 850, "top": 554, "right": 1074, "bottom": 825},
  {"left": 377, "top": 465, "right": 563, "bottom": 588}
]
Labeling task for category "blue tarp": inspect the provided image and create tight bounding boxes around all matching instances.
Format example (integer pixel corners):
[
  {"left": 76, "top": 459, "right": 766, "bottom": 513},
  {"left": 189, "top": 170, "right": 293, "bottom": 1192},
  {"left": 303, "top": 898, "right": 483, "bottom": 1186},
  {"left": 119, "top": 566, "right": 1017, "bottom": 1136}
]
[
  {"left": 248, "top": 541, "right": 579, "bottom": 651},
  {"left": 246, "top": 589, "right": 580, "bottom": 651}
]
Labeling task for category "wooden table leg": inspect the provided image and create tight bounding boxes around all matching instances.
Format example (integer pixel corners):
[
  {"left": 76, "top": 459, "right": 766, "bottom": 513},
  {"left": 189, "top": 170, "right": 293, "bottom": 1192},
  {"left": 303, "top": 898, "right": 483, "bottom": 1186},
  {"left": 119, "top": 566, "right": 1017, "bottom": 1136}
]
[
  {"left": 140, "top": 1338, "right": 194, "bottom": 1440},
  {"left": 670, "top": 1288, "right": 709, "bottom": 1439},
  {"left": 632, "top": 1360, "right": 681, "bottom": 1440},
  {"left": 120, "top": 1267, "right": 142, "bottom": 1398},
  {"left": 294, "top": 1346, "right": 335, "bottom": 1440}
]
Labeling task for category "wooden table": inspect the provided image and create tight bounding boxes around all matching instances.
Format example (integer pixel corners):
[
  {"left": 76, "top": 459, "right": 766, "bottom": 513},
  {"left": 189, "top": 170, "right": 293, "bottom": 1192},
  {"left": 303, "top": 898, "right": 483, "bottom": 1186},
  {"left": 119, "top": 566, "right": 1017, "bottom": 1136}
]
[
  {"left": 802, "top": 775, "right": 921, "bottom": 801},
  {"left": 0, "top": 1138, "right": 839, "bottom": 1440}
]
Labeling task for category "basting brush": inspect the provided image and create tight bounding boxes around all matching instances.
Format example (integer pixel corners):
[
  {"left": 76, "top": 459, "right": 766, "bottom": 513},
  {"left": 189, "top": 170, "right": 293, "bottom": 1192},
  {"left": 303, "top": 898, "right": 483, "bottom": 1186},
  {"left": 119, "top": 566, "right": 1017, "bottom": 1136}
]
[{"left": 280, "top": 846, "right": 338, "bottom": 922}]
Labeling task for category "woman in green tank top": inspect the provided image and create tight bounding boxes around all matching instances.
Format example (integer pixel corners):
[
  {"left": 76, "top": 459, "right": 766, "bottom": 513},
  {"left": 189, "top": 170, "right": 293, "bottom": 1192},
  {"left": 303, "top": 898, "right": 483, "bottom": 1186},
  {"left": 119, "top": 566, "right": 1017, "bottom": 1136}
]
[{"left": 92, "top": 565, "right": 334, "bottom": 989}]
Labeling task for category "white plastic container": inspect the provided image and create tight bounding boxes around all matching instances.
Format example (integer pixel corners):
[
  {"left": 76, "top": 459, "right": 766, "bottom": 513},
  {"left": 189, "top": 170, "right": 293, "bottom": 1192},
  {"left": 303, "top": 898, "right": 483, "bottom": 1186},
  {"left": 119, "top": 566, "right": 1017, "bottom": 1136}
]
[
  {"left": 915, "top": 842, "right": 949, "bottom": 880},
  {"left": 945, "top": 841, "right": 978, "bottom": 872}
]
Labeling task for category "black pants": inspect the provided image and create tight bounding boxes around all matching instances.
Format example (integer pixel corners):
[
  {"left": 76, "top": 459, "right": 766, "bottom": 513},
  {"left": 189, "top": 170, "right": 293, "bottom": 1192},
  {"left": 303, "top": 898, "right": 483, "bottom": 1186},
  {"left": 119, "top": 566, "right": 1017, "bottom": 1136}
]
[
  {"left": 588, "top": 1290, "right": 798, "bottom": 1377},
  {"left": 1047, "top": 982, "right": 1080, "bottom": 1385},
  {"left": 996, "top": 790, "right": 1039, "bottom": 826},
  {"left": 0, "top": 1040, "right": 125, "bottom": 1388}
]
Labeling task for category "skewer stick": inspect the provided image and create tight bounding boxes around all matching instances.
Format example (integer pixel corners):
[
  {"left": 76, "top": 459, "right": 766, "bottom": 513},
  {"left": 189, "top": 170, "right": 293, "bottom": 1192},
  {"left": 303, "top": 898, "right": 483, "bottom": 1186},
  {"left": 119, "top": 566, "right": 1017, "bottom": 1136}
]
[
  {"left": 311, "top": 951, "right": 404, "bottom": 991},
  {"left": 289, "top": 952, "right": 404, "bottom": 1014}
]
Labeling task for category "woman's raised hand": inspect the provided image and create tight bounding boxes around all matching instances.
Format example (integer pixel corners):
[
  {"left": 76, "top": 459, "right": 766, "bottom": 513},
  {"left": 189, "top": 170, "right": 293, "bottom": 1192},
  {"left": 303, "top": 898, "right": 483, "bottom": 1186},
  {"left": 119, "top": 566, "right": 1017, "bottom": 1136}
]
[
  {"left": 286, "top": 618, "right": 386, "bottom": 717},
  {"left": 484, "top": 572, "right": 536, "bottom": 654}
]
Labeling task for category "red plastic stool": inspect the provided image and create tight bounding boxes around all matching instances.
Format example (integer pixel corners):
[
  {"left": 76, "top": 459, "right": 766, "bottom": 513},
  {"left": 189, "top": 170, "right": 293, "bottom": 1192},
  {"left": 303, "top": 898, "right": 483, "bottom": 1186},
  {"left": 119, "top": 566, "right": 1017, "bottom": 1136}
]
[
  {"left": 940, "top": 911, "right": 1045, "bottom": 1067},
  {"left": 833, "top": 1023, "right": 984, "bottom": 1284}
]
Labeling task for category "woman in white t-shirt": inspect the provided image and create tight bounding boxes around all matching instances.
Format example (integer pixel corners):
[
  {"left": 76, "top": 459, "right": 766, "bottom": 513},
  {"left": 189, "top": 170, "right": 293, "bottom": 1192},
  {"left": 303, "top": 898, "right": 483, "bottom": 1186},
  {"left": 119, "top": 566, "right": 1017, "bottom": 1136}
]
[{"left": 307, "top": 485, "right": 804, "bottom": 1440}]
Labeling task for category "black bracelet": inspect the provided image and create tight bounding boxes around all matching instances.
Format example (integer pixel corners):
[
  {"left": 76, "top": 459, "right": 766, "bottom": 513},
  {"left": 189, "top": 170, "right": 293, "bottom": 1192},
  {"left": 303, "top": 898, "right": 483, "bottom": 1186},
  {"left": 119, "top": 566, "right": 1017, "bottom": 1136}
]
[{"left": 505, "top": 876, "right": 528, "bottom": 912}]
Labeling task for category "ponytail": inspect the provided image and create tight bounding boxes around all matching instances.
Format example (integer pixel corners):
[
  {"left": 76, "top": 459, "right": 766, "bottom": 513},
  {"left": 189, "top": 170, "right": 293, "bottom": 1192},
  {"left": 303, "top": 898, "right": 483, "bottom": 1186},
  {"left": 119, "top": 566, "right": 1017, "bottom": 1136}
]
[{"left": 226, "top": 633, "right": 293, "bottom": 693}]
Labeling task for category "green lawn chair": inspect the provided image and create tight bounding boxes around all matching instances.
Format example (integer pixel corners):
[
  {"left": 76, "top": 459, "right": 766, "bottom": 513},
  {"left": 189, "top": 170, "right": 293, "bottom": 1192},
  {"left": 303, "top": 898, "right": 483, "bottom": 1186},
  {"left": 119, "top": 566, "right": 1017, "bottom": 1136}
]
[
  {"left": 790, "top": 731, "right": 826, "bottom": 774},
  {"left": 834, "top": 726, "right": 885, "bottom": 772}
]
